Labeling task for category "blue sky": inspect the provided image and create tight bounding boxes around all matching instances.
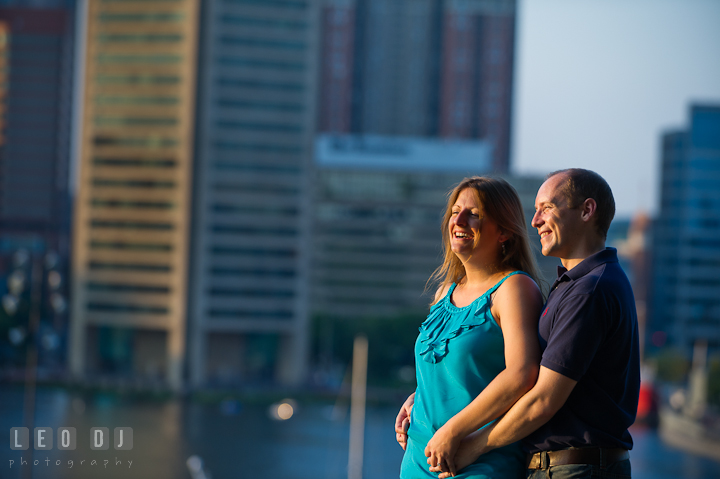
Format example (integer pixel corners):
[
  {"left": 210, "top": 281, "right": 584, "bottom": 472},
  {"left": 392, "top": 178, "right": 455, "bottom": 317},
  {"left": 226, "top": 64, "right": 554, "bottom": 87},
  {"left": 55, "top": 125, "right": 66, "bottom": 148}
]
[{"left": 513, "top": 0, "right": 720, "bottom": 217}]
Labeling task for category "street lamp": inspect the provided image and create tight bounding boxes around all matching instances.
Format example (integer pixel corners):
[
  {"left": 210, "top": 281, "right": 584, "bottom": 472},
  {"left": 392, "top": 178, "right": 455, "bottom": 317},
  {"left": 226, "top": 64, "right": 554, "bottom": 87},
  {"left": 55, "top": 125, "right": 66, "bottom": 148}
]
[{"left": 1, "top": 246, "right": 67, "bottom": 479}]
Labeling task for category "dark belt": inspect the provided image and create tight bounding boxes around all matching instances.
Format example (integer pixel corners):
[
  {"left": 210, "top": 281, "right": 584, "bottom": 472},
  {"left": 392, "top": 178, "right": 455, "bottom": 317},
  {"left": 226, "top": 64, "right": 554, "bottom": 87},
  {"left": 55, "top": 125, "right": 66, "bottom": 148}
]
[{"left": 527, "top": 447, "right": 629, "bottom": 470}]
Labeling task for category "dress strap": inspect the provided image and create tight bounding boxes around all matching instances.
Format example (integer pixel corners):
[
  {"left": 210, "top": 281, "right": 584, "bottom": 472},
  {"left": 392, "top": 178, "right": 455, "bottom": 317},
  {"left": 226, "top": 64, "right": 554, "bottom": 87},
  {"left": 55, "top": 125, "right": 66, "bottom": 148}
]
[{"left": 485, "top": 270, "right": 530, "bottom": 297}]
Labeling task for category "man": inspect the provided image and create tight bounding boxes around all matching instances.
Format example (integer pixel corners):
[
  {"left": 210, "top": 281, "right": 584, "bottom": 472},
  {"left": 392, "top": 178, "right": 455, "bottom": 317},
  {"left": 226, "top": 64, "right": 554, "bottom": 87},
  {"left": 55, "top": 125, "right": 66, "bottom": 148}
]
[{"left": 432, "top": 168, "right": 640, "bottom": 478}]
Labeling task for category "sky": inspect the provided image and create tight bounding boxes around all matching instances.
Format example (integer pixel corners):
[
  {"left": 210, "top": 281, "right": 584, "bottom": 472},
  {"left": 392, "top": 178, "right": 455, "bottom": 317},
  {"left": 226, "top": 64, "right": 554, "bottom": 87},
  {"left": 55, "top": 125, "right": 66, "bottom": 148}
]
[{"left": 512, "top": 0, "right": 720, "bottom": 218}]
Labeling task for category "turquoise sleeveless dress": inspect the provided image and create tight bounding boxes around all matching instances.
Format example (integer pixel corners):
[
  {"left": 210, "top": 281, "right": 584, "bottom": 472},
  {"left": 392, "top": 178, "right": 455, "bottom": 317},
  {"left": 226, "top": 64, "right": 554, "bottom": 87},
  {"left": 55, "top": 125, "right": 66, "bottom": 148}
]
[{"left": 399, "top": 272, "right": 528, "bottom": 478}]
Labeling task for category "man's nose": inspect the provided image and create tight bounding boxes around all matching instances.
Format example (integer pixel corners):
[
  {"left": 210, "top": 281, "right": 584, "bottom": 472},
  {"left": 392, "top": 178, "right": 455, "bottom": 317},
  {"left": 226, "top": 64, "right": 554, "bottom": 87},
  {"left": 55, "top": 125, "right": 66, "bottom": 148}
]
[{"left": 531, "top": 210, "right": 542, "bottom": 228}]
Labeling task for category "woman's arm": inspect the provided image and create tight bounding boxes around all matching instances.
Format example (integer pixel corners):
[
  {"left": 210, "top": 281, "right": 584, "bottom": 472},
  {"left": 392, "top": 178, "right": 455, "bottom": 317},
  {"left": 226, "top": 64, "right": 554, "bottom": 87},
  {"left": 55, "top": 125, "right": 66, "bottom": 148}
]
[{"left": 424, "top": 274, "right": 543, "bottom": 475}]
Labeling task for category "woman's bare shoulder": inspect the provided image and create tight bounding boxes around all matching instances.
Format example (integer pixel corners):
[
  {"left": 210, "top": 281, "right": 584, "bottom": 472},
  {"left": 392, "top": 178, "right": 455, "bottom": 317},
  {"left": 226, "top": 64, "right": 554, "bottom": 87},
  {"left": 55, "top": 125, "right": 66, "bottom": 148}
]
[
  {"left": 502, "top": 272, "right": 540, "bottom": 292},
  {"left": 495, "top": 272, "right": 543, "bottom": 307},
  {"left": 433, "top": 283, "right": 452, "bottom": 304}
]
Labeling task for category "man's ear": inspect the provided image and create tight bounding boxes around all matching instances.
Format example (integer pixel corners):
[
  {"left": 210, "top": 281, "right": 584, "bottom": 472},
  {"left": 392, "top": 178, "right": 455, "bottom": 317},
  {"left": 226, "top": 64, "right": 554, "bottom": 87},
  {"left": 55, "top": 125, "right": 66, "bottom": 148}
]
[{"left": 580, "top": 198, "right": 597, "bottom": 223}]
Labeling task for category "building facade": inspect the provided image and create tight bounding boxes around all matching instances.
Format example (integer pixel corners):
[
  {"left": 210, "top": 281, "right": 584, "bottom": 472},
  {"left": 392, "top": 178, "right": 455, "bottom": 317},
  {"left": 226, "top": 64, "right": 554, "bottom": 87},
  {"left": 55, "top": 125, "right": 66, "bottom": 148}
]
[
  {"left": 312, "top": 134, "right": 554, "bottom": 321},
  {"left": 317, "top": 0, "right": 516, "bottom": 172},
  {"left": 0, "top": 0, "right": 75, "bottom": 372},
  {"left": 652, "top": 104, "right": 720, "bottom": 351},
  {"left": 0, "top": 3, "right": 74, "bottom": 254},
  {"left": 69, "top": 0, "right": 200, "bottom": 389},
  {"left": 187, "top": 0, "right": 320, "bottom": 387}
]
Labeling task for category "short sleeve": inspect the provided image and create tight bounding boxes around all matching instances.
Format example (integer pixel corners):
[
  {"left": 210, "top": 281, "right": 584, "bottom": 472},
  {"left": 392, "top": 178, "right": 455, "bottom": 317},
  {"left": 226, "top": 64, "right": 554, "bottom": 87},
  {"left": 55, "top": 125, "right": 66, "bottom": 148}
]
[{"left": 540, "top": 292, "right": 608, "bottom": 381}]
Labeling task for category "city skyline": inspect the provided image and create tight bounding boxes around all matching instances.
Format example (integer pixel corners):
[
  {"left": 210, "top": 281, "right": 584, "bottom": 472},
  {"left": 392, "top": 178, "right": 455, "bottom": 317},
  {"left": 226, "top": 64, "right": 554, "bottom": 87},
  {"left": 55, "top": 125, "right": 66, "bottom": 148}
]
[
  {"left": 513, "top": 0, "right": 720, "bottom": 218},
  {"left": 1, "top": 0, "right": 718, "bottom": 390}
]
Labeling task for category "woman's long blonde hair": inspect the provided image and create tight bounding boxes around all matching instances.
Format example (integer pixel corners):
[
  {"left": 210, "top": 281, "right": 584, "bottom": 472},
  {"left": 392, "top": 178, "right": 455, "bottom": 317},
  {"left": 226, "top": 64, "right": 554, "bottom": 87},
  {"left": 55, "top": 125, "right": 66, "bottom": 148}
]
[{"left": 428, "top": 176, "right": 544, "bottom": 303}]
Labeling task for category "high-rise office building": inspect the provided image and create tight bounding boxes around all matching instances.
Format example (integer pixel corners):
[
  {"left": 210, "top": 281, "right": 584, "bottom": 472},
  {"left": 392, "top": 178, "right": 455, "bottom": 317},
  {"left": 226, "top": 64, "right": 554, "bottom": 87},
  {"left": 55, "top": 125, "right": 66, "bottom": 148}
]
[
  {"left": 652, "top": 104, "right": 720, "bottom": 351},
  {"left": 439, "top": 0, "right": 516, "bottom": 171},
  {"left": 187, "top": 0, "right": 320, "bottom": 387},
  {"left": 0, "top": 3, "right": 74, "bottom": 254},
  {"left": 0, "top": 1, "right": 75, "bottom": 371},
  {"left": 317, "top": 0, "right": 516, "bottom": 172},
  {"left": 312, "top": 134, "right": 554, "bottom": 320},
  {"left": 69, "top": 0, "right": 200, "bottom": 389}
]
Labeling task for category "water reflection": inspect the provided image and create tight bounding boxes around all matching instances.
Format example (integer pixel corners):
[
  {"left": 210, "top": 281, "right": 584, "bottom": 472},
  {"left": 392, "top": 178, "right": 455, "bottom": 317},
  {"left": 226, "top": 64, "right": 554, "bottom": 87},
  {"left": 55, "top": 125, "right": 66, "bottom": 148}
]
[
  {"left": 629, "top": 424, "right": 719, "bottom": 479},
  {"left": 1, "top": 386, "right": 718, "bottom": 479},
  {"left": 0, "top": 385, "right": 404, "bottom": 479}
]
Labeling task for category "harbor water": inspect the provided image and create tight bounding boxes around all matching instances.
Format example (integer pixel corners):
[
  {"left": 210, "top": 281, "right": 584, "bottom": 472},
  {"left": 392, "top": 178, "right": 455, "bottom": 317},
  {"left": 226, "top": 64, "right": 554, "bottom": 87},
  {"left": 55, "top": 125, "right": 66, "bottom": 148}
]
[{"left": 1, "top": 385, "right": 718, "bottom": 479}]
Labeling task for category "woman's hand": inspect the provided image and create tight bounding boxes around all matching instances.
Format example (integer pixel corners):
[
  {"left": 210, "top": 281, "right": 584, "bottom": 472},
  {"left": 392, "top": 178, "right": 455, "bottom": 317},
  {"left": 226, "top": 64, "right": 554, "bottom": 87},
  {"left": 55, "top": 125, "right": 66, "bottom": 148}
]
[
  {"left": 424, "top": 423, "right": 461, "bottom": 477},
  {"left": 395, "top": 392, "right": 415, "bottom": 450},
  {"left": 428, "top": 429, "right": 488, "bottom": 478}
]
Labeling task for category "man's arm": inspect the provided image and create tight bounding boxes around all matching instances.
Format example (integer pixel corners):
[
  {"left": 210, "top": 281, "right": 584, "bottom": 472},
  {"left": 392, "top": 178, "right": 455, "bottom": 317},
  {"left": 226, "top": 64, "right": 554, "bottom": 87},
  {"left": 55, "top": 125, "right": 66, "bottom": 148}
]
[
  {"left": 485, "top": 366, "right": 577, "bottom": 449},
  {"left": 432, "top": 366, "right": 577, "bottom": 477}
]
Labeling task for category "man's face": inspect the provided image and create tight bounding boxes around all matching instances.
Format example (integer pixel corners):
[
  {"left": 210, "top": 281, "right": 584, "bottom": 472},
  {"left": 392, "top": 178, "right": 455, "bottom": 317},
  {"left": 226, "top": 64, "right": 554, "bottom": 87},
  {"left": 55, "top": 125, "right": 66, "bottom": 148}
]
[{"left": 531, "top": 174, "right": 584, "bottom": 258}]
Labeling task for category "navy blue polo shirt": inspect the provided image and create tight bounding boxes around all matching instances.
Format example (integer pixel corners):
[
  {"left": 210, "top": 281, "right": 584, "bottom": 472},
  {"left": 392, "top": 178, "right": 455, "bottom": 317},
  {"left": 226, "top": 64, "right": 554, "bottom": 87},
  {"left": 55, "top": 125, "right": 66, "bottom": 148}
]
[{"left": 523, "top": 248, "right": 640, "bottom": 453}]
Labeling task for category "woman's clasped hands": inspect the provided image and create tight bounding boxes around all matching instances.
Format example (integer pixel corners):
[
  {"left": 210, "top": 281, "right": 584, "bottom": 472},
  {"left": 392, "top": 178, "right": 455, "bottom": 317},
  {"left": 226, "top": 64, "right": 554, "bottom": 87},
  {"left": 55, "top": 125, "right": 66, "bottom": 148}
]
[{"left": 424, "top": 422, "right": 461, "bottom": 477}]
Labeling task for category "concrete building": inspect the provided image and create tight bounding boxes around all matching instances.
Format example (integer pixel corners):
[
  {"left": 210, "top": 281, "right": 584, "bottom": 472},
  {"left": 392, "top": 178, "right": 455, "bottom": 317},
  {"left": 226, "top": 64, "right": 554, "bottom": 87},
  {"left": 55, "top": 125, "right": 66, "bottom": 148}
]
[
  {"left": 652, "top": 104, "right": 720, "bottom": 351},
  {"left": 439, "top": 0, "right": 516, "bottom": 172},
  {"left": 312, "top": 134, "right": 554, "bottom": 321},
  {"left": 0, "top": 0, "right": 75, "bottom": 371},
  {"left": 69, "top": 0, "right": 200, "bottom": 390},
  {"left": 0, "top": 3, "right": 74, "bottom": 255},
  {"left": 187, "top": 0, "right": 320, "bottom": 387},
  {"left": 317, "top": 0, "right": 516, "bottom": 172}
]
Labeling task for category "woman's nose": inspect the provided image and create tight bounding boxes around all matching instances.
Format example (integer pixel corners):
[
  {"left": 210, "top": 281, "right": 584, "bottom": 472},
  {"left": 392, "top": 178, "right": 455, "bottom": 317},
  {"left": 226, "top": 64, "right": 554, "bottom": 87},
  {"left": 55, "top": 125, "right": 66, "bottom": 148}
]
[{"left": 455, "top": 210, "right": 468, "bottom": 225}]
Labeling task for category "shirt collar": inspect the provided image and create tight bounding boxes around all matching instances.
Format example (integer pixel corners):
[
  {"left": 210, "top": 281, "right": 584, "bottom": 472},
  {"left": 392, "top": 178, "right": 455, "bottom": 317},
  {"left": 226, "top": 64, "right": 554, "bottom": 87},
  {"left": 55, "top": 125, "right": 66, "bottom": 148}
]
[{"left": 551, "top": 247, "right": 619, "bottom": 291}]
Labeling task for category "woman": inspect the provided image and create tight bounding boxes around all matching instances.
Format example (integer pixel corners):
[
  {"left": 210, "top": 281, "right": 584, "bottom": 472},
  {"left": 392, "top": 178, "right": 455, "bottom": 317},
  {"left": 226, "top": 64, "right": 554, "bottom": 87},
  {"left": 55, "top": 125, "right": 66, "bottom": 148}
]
[{"left": 396, "top": 177, "right": 544, "bottom": 478}]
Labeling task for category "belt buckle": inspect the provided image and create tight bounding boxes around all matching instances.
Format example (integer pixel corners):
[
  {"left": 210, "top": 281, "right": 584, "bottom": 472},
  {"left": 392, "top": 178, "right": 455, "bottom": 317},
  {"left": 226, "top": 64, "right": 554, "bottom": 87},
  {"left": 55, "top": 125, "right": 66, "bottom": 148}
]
[{"left": 540, "top": 451, "right": 549, "bottom": 469}]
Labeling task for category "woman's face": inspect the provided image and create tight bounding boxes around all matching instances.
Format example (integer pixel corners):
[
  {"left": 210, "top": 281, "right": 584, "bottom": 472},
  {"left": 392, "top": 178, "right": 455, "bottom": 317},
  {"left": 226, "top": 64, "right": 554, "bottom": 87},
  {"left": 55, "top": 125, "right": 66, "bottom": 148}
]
[{"left": 448, "top": 188, "right": 503, "bottom": 261}]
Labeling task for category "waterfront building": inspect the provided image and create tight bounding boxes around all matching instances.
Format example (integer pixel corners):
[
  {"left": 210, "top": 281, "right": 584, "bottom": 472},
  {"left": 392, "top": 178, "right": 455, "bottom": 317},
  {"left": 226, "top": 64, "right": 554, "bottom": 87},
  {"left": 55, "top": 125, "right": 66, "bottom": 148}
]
[
  {"left": 651, "top": 104, "right": 720, "bottom": 351},
  {"left": 69, "top": 0, "right": 200, "bottom": 390},
  {"left": 0, "top": 0, "right": 75, "bottom": 369},
  {"left": 317, "top": 0, "right": 516, "bottom": 172},
  {"left": 312, "top": 134, "right": 554, "bottom": 321},
  {"left": 187, "top": 0, "right": 320, "bottom": 387},
  {"left": 0, "top": 2, "right": 74, "bottom": 257}
]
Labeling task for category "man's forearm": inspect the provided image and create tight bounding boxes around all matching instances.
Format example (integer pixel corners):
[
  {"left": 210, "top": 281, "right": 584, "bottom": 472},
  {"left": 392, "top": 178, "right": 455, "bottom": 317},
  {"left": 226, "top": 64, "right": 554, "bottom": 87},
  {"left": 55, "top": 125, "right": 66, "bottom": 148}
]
[
  {"left": 453, "top": 387, "right": 552, "bottom": 462},
  {"left": 472, "top": 367, "right": 577, "bottom": 456},
  {"left": 484, "top": 387, "right": 555, "bottom": 451}
]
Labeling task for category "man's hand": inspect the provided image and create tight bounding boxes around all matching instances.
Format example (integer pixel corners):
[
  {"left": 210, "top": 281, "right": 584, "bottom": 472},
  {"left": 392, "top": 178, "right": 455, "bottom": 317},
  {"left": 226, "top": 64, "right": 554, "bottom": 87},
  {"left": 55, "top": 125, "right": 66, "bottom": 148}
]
[
  {"left": 395, "top": 393, "right": 415, "bottom": 450},
  {"left": 428, "top": 428, "right": 490, "bottom": 478},
  {"left": 424, "top": 423, "right": 461, "bottom": 477}
]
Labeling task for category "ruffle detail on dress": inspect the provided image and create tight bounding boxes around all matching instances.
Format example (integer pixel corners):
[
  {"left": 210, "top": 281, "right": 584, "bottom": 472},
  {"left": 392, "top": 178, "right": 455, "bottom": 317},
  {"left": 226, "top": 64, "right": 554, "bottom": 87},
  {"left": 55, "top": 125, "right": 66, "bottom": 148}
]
[{"left": 417, "top": 289, "right": 491, "bottom": 364}]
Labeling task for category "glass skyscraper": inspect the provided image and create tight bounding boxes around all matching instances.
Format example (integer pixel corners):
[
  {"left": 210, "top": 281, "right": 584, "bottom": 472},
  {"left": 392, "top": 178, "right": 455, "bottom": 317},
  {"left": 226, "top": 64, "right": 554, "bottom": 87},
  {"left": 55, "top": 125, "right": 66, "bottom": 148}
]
[
  {"left": 187, "top": 0, "right": 319, "bottom": 387},
  {"left": 652, "top": 104, "right": 720, "bottom": 351}
]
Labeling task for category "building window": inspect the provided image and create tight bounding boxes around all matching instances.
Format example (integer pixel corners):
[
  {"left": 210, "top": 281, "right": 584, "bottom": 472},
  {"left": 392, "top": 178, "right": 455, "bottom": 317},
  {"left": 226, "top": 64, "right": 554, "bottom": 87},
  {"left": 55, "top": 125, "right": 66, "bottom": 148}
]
[
  {"left": 90, "top": 241, "right": 173, "bottom": 252},
  {"left": 91, "top": 178, "right": 176, "bottom": 189},
  {"left": 87, "top": 282, "right": 171, "bottom": 294}
]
